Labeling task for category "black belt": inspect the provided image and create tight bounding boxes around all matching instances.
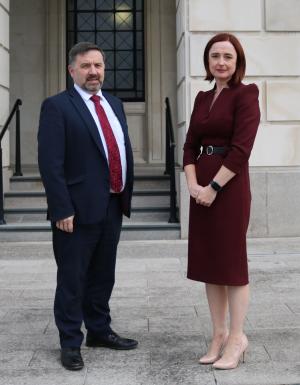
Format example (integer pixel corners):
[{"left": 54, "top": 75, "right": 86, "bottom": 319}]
[{"left": 201, "top": 145, "right": 228, "bottom": 155}]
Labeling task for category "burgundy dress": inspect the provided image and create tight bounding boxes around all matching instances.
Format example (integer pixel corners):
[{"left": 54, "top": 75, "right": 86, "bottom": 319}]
[{"left": 183, "top": 83, "right": 260, "bottom": 286}]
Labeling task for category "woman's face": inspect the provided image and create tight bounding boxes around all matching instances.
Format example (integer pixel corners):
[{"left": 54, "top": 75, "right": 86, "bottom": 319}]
[{"left": 208, "top": 41, "right": 237, "bottom": 84}]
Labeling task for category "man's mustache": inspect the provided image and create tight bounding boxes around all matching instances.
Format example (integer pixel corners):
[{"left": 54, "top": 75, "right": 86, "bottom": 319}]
[{"left": 86, "top": 76, "right": 100, "bottom": 81}]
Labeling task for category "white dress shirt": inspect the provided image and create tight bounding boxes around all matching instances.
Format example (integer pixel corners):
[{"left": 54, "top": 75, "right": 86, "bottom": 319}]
[{"left": 74, "top": 84, "right": 127, "bottom": 192}]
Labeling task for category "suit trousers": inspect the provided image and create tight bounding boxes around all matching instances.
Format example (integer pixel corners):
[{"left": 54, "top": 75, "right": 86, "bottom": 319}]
[{"left": 52, "top": 194, "right": 123, "bottom": 348}]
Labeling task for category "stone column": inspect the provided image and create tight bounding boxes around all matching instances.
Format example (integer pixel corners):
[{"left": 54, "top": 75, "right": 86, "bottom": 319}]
[
  {"left": 177, "top": 0, "right": 300, "bottom": 238},
  {"left": 0, "top": 0, "right": 10, "bottom": 191},
  {"left": 10, "top": 0, "right": 46, "bottom": 168},
  {"left": 146, "top": 0, "right": 177, "bottom": 164}
]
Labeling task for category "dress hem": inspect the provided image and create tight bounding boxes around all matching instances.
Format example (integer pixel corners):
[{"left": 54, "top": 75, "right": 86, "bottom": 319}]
[{"left": 187, "top": 275, "right": 249, "bottom": 286}]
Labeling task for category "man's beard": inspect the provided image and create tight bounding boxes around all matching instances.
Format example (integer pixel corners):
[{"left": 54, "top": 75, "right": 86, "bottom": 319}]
[{"left": 83, "top": 76, "right": 103, "bottom": 92}]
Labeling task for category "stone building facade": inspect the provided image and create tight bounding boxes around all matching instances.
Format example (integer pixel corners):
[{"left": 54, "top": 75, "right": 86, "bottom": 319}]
[
  {"left": 0, "top": 0, "right": 9, "bottom": 191},
  {"left": 1, "top": 0, "right": 299, "bottom": 237},
  {"left": 177, "top": 0, "right": 300, "bottom": 238}
]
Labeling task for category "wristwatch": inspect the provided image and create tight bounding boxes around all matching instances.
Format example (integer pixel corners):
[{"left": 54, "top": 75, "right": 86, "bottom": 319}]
[{"left": 209, "top": 180, "right": 222, "bottom": 192}]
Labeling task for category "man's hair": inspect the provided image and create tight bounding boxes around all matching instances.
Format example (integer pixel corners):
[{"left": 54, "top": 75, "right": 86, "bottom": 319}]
[{"left": 68, "top": 42, "right": 106, "bottom": 65}]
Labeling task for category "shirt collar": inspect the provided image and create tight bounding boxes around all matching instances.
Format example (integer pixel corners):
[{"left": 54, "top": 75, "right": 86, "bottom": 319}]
[{"left": 74, "top": 83, "right": 103, "bottom": 101}]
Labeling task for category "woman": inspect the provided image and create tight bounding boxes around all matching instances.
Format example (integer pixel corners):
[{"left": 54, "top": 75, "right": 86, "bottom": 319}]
[{"left": 183, "top": 33, "right": 260, "bottom": 370}]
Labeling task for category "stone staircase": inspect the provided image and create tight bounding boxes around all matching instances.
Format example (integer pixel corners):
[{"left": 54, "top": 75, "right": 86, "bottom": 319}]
[{"left": 0, "top": 165, "right": 181, "bottom": 241}]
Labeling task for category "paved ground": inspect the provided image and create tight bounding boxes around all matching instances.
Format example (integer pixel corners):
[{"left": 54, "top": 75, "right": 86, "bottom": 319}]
[{"left": 0, "top": 237, "right": 300, "bottom": 385}]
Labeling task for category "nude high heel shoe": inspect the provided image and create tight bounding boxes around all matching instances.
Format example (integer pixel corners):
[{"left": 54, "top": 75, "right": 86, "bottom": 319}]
[
  {"left": 199, "top": 332, "right": 229, "bottom": 364},
  {"left": 212, "top": 334, "right": 248, "bottom": 370}
]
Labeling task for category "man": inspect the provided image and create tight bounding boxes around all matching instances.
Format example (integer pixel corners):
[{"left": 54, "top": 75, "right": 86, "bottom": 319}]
[{"left": 38, "top": 42, "right": 137, "bottom": 371}]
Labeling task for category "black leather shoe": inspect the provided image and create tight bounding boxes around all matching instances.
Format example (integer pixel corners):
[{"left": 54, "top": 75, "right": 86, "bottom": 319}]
[
  {"left": 61, "top": 347, "right": 84, "bottom": 371},
  {"left": 86, "top": 331, "right": 138, "bottom": 350}
]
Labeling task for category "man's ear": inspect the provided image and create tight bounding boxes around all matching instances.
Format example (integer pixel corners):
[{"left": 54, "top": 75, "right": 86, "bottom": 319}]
[{"left": 68, "top": 64, "right": 74, "bottom": 78}]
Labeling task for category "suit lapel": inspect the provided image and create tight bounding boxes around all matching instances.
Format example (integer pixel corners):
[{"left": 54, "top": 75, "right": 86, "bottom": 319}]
[{"left": 68, "top": 87, "right": 107, "bottom": 159}]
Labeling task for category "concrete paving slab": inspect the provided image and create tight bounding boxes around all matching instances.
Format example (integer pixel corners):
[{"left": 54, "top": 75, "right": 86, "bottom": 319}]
[
  {"left": 0, "top": 350, "right": 34, "bottom": 370},
  {"left": 29, "top": 348, "right": 67, "bottom": 370},
  {"left": 145, "top": 258, "right": 182, "bottom": 272},
  {"left": 286, "top": 300, "right": 300, "bottom": 314},
  {"left": 112, "top": 286, "right": 147, "bottom": 298},
  {"left": 148, "top": 294, "right": 197, "bottom": 308},
  {"left": 247, "top": 312, "right": 300, "bottom": 329},
  {"left": 214, "top": 362, "right": 300, "bottom": 385},
  {"left": 114, "top": 277, "right": 148, "bottom": 289},
  {"left": 110, "top": 296, "right": 148, "bottom": 308},
  {"left": 85, "top": 349, "right": 151, "bottom": 369},
  {"left": 1, "top": 298, "right": 53, "bottom": 309},
  {"left": 2, "top": 308, "right": 52, "bottom": 322},
  {"left": 0, "top": 238, "right": 299, "bottom": 385},
  {"left": 0, "top": 333, "right": 59, "bottom": 352},
  {"left": 147, "top": 363, "right": 216, "bottom": 385},
  {"left": 0, "top": 319, "right": 49, "bottom": 335},
  {"left": 148, "top": 315, "right": 211, "bottom": 334},
  {"left": 19, "top": 288, "right": 55, "bottom": 299},
  {"left": 85, "top": 367, "right": 149, "bottom": 385},
  {"left": 116, "top": 259, "right": 147, "bottom": 272},
  {"left": 247, "top": 302, "right": 293, "bottom": 315},
  {"left": 0, "top": 368, "right": 86, "bottom": 385}
]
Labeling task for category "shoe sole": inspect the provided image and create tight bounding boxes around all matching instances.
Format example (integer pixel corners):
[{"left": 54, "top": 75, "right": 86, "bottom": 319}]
[
  {"left": 86, "top": 342, "right": 138, "bottom": 350},
  {"left": 62, "top": 364, "right": 84, "bottom": 371}
]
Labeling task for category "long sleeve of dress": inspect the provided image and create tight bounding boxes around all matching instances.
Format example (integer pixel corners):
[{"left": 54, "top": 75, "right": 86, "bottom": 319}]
[
  {"left": 222, "top": 84, "right": 260, "bottom": 174},
  {"left": 183, "top": 92, "right": 204, "bottom": 167}
]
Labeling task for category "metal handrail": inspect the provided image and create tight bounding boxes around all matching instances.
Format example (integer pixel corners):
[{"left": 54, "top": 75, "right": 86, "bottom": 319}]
[
  {"left": 0, "top": 98, "right": 23, "bottom": 224},
  {"left": 164, "top": 97, "right": 179, "bottom": 223}
]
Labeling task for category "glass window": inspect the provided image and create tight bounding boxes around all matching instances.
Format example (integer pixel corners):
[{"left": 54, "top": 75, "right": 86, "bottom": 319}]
[
  {"left": 96, "top": 0, "right": 114, "bottom": 10},
  {"left": 77, "top": 13, "right": 95, "bottom": 30},
  {"left": 77, "top": 0, "right": 94, "bottom": 10},
  {"left": 67, "top": 0, "right": 145, "bottom": 102}
]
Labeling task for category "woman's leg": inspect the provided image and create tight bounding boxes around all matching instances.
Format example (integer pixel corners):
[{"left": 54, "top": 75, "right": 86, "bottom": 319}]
[
  {"left": 228, "top": 284, "right": 249, "bottom": 337},
  {"left": 213, "top": 284, "right": 249, "bottom": 369},
  {"left": 199, "top": 283, "right": 229, "bottom": 363}
]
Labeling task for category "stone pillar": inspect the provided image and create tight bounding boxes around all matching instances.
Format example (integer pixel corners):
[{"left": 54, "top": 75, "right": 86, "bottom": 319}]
[
  {"left": 177, "top": 0, "right": 300, "bottom": 238},
  {"left": 10, "top": 0, "right": 46, "bottom": 168},
  {"left": 0, "top": 0, "right": 10, "bottom": 191},
  {"left": 146, "top": 0, "right": 177, "bottom": 163}
]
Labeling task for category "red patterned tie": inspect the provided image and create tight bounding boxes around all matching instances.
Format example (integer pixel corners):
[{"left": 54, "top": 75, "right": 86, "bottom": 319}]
[{"left": 90, "top": 95, "right": 123, "bottom": 193}]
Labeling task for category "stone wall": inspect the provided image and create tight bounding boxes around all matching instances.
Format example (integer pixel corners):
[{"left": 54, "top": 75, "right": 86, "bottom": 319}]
[
  {"left": 0, "top": 0, "right": 10, "bottom": 191},
  {"left": 176, "top": 0, "right": 300, "bottom": 238}
]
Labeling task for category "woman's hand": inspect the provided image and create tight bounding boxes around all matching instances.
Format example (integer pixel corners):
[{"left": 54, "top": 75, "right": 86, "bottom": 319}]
[
  {"left": 188, "top": 183, "right": 203, "bottom": 199},
  {"left": 195, "top": 185, "right": 217, "bottom": 207}
]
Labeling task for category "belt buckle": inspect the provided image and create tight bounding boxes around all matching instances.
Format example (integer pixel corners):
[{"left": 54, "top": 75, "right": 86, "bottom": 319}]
[{"left": 206, "top": 145, "right": 214, "bottom": 155}]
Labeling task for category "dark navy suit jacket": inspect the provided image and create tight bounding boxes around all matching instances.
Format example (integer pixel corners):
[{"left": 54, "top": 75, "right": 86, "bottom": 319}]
[{"left": 38, "top": 87, "right": 134, "bottom": 224}]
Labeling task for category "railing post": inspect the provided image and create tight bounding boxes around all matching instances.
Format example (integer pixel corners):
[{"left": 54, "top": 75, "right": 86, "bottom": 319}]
[
  {"left": 164, "top": 98, "right": 170, "bottom": 176},
  {"left": 0, "top": 146, "right": 6, "bottom": 224},
  {"left": 164, "top": 97, "right": 179, "bottom": 223},
  {"left": 168, "top": 143, "right": 179, "bottom": 223},
  {"left": 14, "top": 103, "right": 22, "bottom": 176}
]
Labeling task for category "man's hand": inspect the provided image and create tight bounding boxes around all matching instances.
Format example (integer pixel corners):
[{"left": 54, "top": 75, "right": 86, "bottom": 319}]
[{"left": 56, "top": 215, "right": 75, "bottom": 233}]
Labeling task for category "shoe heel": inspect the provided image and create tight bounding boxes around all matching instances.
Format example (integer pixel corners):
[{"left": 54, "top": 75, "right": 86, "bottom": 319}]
[{"left": 242, "top": 350, "right": 246, "bottom": 363}]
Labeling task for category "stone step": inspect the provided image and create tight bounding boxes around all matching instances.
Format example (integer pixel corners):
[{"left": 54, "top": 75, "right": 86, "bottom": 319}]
[
  {"left": 9, "top": 174, "right": 171, "bottom": 191},
  {"left": 3, "top": 207, "right": 176, "bottom": 223},
  {"left": 4, "top": 190, "right": 171, "bottom": 209},
  {"left": 0, "top": 222, "right": 181, "bottom": 241},
  {"left": 5, "top": 167, "right": 180, "bottom": 240}
]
